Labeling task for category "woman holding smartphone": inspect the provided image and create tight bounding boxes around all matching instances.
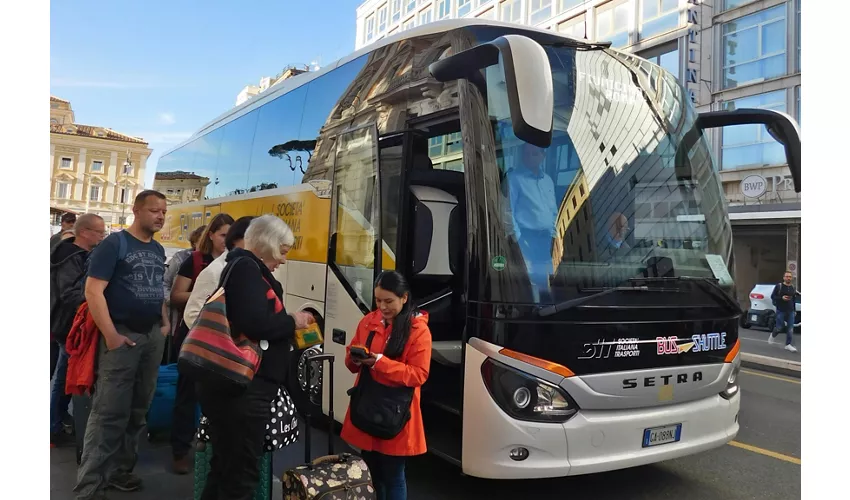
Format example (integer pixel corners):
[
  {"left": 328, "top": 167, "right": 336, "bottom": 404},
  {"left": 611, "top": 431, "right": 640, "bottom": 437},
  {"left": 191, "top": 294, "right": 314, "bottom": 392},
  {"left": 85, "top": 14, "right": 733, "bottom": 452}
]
[{"left": 341, "top": 271, "right": 432, "bottom": 500}]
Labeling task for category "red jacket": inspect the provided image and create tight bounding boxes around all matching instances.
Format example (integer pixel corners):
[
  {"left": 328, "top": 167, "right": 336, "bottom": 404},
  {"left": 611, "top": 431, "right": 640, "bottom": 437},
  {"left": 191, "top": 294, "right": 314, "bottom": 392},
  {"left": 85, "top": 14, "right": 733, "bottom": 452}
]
[
  {"left": 64, "top": 302, "right": 100, "bottom": 396},
  {"left": 340, "top": 310, "right": 431, "bottom": 457}
]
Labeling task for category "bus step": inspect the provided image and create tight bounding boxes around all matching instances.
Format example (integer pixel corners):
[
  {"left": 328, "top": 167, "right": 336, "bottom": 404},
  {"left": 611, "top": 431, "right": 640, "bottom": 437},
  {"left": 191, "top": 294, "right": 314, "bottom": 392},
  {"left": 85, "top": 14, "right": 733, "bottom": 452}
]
[{"left": 422, "top": 404, "right": 462, "bottom": 466}]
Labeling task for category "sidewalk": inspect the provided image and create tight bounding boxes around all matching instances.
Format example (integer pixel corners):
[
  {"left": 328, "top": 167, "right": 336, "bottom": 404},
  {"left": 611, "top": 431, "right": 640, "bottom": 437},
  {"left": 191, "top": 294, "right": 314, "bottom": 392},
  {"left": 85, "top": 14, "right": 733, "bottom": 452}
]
[{"left": 738, "top": 327, "right": 801, "bottom": 377}]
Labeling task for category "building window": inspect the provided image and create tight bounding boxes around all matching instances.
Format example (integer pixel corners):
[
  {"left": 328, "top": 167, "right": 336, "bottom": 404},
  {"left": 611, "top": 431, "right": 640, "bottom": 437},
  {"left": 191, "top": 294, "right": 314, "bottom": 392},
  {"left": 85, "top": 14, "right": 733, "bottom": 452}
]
[
  {"left": 796, "top": 0, "right": 801, "bottom": 71},
  {"left": 476, "top": 0, "right": 494, "bottom": 6},
  {"left": 56, "top": 182, "right": 70, "bottom": 199},
  {"left": 51, "top": 118, "right": 58, "bottom": 124},
  {"left": 391, "top": 0, "right": 402, "bottom": 23},
  {"left": 419, "top": 7, "right": 433, "bottom": 24},
  {"left": 429, "top": 136, "right": 444, "bottom": 157},
  {"left": 721, "top": 90, "right": 787, "bottom": 170},
  {"left": 60, "top": 157, "right": 73, "bottom": 170},
  {"left": 795, "top": 85, "right": 801, "bottom": 127},
  {"left": 478, "top": 7, "right": 496, "bottom": 18},
  {"left": 89, "top": 185, "right": 101, "bottom": 202},
  {"left": 438, "top": 0, "right": 452, "bottom": 19},
  {"left": 640, "top": 0, "right": 679, "bottom": 40},
  {"left": 406, "top": 0, "right": 417, "bottom": 14},
  {"left": 722, "top": 4, "right": 786, "bottom": 89},
  {"left": 530, "top": 0, "right": 552, "bottom": 24},
  {"left": 365, "top": 14, "right": 376, "bottom": 42},
  {"left": 500, "top": 0, "right": 524, "bottom": 24},
  {"left": 91, "top": 160, "right": 104, "bottom": 173},
  {"left": 403, "top": 17, "right": 416, "bottom": 29},
  {"left": 193, "top": 188, "right": 201, "bottom": 195},
  {"left": 639, "top": 41, "right": 680, "bottom": 81},
  {"left": 378, "top": 4, "right": 388, "bottom": 32},
  {"left": 723, "top": 0, "right": 754, "bottom": 11},
  {"left": 557, "top": 13, "right": 586, "bottom": 39},
  {"left": 558, "top": 0, "right": 585, "bottom": 14},
  {"left": 446, "top": 132, "right": 463, "bottom": 154},
  {"left": 458, "top": 0, "right": 472, "bottom": 16},
  {"left": 596, "top": 0, "right": 632, "bottom": 48}
]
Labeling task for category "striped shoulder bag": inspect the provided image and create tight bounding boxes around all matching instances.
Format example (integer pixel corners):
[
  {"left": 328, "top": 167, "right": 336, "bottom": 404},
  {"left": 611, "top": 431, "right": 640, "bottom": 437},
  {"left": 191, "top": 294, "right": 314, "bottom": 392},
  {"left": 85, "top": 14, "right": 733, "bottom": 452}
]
[{"left": 178, "top": 256, "right": 263, "bottom": 390}]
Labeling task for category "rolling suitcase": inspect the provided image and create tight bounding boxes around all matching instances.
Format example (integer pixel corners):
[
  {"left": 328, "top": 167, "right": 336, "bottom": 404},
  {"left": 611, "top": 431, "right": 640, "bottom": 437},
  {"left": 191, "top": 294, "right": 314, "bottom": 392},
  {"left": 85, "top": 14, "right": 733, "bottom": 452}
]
[{"left": 281, "top": 353, "right": 375, "bottom": 500}]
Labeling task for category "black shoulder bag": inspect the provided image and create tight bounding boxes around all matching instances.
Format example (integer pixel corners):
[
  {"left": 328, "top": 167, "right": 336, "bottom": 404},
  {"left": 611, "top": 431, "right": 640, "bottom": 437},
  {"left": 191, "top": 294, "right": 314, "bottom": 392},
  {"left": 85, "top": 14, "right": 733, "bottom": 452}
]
[{"left": 346, "top": 331, "right": 415, "bottom": 440}]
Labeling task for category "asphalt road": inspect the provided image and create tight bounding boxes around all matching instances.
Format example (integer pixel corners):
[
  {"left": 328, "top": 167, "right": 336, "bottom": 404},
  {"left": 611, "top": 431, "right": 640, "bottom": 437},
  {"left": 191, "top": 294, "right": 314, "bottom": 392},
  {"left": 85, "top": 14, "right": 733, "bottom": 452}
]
[
  {"left": 739, "top": 326, "right": 802, "bottom": 362},
  {"left": 50, "top": 370, "right": 800, "bottom": 499}
]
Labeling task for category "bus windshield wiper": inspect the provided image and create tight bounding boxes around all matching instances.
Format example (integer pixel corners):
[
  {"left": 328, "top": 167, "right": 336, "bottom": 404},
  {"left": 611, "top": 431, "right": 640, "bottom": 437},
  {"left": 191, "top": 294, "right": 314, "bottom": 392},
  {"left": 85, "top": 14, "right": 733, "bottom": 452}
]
[
  {"left": 537, "top": 285, "right": 650, "bottom": 318},
  {"left": 550, "top": 40, "right": 611, "bottom": 51},
  {"left": 628, "top": 276, "right": 742, "bottom": 314}
]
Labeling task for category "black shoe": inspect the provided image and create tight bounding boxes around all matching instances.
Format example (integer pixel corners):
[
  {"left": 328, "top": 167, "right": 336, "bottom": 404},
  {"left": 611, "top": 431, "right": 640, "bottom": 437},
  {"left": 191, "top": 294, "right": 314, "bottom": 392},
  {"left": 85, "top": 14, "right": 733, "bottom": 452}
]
[
  {"left": 50, "top": 432, "right": 73, "bottom": 447},
  {"left": 107, "top": 472, "right": 143, "bottom": 492}
]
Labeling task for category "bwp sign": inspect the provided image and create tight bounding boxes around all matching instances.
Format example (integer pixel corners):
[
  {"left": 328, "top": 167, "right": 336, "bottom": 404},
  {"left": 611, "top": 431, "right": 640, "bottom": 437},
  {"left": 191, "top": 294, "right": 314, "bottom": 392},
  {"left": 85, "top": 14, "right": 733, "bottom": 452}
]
[{"left": 741, "top": 175, "right": 767, "bottom": 198}]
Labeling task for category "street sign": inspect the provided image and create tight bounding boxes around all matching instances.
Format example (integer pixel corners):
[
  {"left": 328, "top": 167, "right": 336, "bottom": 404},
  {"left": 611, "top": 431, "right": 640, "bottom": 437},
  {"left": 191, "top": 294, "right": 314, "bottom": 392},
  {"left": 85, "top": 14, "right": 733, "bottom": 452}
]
[
  {"left": 787, "top": 260, "right": 798, "bottom": 277},
  {"left": 741, "top": 174, "right": 767, "bottom": 198}
]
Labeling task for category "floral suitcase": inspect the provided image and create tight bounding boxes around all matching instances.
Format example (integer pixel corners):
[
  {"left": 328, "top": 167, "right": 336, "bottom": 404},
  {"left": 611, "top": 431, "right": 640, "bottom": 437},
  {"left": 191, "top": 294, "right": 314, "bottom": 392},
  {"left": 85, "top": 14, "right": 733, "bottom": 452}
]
[{"left": 281, "top": 353, "right": 376, "bottom": 500}]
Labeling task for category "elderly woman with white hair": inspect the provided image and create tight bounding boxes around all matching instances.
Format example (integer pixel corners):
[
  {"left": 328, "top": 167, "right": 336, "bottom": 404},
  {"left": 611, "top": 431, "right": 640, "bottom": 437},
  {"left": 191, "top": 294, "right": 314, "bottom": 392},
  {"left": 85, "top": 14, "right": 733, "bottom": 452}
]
[{"left": 195, "top": 214, "right": 312, "bottom": 500}]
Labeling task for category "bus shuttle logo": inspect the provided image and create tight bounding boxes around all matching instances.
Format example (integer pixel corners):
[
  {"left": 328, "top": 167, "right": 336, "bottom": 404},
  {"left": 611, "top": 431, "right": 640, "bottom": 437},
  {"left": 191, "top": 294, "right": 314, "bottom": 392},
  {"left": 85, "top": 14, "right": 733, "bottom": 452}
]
[{"left": 657, "top": 333, "right": 727, "bottom": 355}]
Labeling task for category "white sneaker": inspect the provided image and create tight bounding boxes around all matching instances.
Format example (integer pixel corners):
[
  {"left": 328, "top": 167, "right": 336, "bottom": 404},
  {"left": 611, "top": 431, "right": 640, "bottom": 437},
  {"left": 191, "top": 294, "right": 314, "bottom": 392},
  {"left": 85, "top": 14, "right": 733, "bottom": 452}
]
[
  {"left": 767, "top": 333, "right": 776, "bottom": 345},
  {"left": 785, "top": 344, "right": 798, "bottom": 353}
]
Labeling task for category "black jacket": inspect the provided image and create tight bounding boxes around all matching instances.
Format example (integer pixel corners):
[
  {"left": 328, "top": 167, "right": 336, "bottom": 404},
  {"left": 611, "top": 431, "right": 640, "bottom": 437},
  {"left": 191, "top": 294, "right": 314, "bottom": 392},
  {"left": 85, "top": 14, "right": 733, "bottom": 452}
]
[
  {"left": 222, "top": 248, "right": 296, "bottom": 385},
  {"left": 771, "top": 282, "right": 799, "bottom": 313},
  {"left": 50, "top": 238, "right": 89, "bottom": 342}
]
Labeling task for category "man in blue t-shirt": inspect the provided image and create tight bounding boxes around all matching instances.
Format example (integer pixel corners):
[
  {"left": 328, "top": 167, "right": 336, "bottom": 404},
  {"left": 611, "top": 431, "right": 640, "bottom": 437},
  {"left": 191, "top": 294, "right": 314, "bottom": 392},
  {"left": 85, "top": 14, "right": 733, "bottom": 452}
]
[{"left": 74, "top": 190, "right": 170, "bottom": 499}]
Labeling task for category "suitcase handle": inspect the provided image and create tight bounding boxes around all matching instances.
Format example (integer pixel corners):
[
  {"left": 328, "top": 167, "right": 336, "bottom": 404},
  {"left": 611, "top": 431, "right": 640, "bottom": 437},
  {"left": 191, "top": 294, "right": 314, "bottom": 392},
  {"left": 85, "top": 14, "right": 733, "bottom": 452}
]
[{"left": 304, "top": 353, "right": 335, "bottom": 463}]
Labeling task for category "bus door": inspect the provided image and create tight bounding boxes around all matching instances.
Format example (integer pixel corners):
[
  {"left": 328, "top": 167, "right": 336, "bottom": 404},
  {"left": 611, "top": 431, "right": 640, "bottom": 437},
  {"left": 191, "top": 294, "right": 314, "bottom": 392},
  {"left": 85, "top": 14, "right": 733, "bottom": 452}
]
[{"left": 322, "top": 124, "right": 383, "bottom": 422}]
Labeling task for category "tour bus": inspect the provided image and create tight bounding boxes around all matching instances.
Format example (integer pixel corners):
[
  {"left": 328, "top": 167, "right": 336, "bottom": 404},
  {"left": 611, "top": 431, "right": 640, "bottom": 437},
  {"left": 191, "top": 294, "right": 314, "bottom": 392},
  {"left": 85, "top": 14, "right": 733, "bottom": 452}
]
[{"left": 156, "top": 19, "right": 801, "bottom": 479}]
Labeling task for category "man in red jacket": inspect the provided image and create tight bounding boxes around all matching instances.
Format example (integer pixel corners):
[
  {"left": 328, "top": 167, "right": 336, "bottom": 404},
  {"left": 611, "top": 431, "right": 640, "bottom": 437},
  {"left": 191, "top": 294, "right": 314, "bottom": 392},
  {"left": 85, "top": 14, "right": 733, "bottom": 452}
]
[{"left": 73, "top": 191, "right": 170, "bottom": 500}]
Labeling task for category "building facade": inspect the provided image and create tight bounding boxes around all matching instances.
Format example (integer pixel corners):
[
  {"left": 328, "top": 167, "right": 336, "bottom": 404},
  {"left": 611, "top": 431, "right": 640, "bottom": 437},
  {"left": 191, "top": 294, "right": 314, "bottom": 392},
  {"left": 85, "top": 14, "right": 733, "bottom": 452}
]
[
  {"left": 50, "top": 96, "right": 153, "bottom": 229},
  {"left": 354, "top": 0, "right": 802, "bottom": 302},
  {"left": 152, "top": 171, "right": 211, "bottom": 205},
  {"left": 235, "top": 66, "right": 311, "bottom": 106}
]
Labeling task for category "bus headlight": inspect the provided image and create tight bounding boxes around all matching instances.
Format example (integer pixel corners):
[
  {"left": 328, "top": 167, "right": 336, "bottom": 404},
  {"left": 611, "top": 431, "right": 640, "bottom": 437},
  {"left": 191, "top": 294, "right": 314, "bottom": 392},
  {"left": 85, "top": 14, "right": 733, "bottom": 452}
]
[
  {"left": 720, "top": 362, "right": 741, "bottom": 400},
  {"left": 481, "top": 358, "right": 578, "bottom": 423}
]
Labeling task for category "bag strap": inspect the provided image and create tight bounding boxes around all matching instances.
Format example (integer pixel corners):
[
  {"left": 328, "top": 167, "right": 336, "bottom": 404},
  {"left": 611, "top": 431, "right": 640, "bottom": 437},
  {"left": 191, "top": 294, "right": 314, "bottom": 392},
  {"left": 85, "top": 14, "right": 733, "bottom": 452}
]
[
  {"left": 365, "top": 330, "right": 377, "bottom": 351},
  {"left": 192, "top": 251, "right": 204, "bottom": 280},
  {"left": 117, "top": 231, "right": 128, "bottom": 261},
  {"left": 217, "top": 256, "right": 257, "bottom": 290}
]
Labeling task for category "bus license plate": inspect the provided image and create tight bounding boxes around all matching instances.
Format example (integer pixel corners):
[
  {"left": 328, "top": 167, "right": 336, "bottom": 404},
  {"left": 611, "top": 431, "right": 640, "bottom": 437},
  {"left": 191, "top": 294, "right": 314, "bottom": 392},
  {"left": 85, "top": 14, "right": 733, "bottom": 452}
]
[{"left": 643, "top": 424, "right": 682, "bottom": 448}]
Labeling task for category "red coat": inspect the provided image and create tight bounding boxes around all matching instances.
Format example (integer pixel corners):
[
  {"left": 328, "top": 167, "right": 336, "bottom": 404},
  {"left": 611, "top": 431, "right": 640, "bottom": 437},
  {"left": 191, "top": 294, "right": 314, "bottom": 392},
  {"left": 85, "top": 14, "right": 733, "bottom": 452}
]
[
  {"left": 341, "top": 310, "right": 432, "bottom": 457},
  {"left": 64, "top": 303, "right": 100, "bottom": 396}
]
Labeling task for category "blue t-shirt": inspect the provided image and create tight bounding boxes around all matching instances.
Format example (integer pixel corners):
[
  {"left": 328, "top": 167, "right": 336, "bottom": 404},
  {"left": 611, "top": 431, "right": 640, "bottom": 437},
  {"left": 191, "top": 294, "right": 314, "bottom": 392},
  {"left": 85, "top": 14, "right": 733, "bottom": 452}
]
[{"left": 87, "top": 231, "right": 166, "bottom": 329}]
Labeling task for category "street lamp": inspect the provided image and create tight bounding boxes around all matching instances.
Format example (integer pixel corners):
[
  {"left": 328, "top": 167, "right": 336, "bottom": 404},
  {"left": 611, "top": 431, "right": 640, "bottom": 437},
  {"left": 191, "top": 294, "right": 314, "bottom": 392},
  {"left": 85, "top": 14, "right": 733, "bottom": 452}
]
[{"left": 120, "top": 152, "right": 133, "bottom": 227}]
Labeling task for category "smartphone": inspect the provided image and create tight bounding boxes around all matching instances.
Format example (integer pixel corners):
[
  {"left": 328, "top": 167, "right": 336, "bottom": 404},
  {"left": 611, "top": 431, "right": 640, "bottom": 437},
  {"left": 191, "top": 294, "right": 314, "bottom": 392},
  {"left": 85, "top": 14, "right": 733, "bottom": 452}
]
[{"left": 350, "top": 346, "right": 370, "bottom": 360}]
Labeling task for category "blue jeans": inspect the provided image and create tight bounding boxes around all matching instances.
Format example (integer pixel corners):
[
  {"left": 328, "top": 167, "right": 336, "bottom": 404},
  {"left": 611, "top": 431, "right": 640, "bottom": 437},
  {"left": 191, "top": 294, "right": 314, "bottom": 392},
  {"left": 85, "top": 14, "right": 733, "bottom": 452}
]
[
  {"left": 361, "top": 451, "right": 407, "bottom": 500},
  {"left": 773, "top": 310, "right": 796, "bottom": 346},
  {"left": 50, "top": 342, "right": 72, "bottom": 435}
]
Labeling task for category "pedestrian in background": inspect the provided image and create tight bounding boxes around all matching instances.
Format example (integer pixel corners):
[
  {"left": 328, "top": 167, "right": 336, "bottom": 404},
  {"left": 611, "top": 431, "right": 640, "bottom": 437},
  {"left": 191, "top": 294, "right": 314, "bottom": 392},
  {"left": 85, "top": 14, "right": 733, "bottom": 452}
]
[
  {"left": 50, "top": 213, "right": 106, "bottom": 447},
  {"left": 163, "top": 225, "right": 206, "bottom": 338},
  {"left": 769, "top": 271, "right": 800, "bottom": 352},
  {"left": 51, "top": 212, "right": 77, "bottom": 251},
  {"left": 74, "top": 190, "right": 170, "bottom": 499},
  {"left": 168, "top": 214, "right": 233, "bottom": 474},
  {"left": 183, "top": 216, "right": 254, "bottom": 329},
  {"left": 195, "top": 215, "right": 312, "bottom": 499}
]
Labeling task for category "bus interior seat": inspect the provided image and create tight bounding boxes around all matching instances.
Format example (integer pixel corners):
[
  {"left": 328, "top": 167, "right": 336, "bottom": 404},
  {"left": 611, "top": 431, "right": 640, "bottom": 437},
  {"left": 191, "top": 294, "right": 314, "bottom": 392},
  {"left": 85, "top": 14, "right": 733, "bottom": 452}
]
[{"left": 408, "top": 184, "right": 465, "bottom": 366}]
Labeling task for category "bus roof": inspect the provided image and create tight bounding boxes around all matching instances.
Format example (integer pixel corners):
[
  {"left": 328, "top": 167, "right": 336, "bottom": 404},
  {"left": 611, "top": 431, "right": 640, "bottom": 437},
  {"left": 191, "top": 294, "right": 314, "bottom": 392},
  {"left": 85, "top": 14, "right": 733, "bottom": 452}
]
[{"left": 162, "top": 18, "right": 583, "bottom": 157}]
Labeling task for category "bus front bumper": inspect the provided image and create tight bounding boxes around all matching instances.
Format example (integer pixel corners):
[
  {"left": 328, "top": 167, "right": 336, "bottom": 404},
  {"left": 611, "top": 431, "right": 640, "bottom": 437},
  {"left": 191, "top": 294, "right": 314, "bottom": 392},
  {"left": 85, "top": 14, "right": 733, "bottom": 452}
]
[{"left": 461, "top": 389, "right": 740, "bottom": 479}]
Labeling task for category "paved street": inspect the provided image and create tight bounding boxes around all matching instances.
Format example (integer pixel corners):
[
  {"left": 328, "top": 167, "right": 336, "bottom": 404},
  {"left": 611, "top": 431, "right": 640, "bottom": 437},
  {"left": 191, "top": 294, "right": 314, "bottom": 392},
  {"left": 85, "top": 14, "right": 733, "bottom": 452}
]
[
  {"left": 739, "top": 327, "right": 802, "bottom": 362},
  {"left": 50, "top": 369, "right": 800, "bottom": 499}
]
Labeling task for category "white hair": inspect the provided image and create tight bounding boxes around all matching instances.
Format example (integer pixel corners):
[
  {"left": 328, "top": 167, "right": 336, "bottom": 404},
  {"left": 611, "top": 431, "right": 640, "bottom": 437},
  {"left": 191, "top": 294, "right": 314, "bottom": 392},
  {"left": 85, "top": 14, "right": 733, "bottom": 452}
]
[{"left": 244, "top": 214, "right": 295, "bottom": 262}]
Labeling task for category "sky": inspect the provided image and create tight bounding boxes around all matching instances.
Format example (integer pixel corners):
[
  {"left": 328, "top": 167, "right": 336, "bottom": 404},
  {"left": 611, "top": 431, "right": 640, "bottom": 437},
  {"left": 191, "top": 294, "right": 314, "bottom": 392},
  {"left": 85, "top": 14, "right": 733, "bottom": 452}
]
[{"left": 50, "top": 0, "right": 359, "bottom": 189}]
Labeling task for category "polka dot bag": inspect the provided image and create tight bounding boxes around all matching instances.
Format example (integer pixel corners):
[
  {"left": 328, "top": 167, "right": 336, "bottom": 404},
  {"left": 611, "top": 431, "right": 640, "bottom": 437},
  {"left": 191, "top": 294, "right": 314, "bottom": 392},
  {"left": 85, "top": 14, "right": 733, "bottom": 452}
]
[{"left": 196, "top": 386, "right": 300, "bottom": 452}]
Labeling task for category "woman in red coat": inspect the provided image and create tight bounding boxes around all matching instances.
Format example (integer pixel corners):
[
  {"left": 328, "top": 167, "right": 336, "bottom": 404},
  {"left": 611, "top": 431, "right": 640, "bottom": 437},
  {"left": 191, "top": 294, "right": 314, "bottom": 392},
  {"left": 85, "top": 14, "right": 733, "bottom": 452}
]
[{"left": 341, "top": 271, "right": 432, "bottom": 500}]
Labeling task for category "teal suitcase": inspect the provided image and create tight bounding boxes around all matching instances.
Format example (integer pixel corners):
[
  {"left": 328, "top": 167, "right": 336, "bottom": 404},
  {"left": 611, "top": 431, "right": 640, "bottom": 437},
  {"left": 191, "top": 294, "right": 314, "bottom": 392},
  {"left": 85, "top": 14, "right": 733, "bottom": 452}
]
[{"left": 193, "top": 441, "right": 272, "bottom": 500}]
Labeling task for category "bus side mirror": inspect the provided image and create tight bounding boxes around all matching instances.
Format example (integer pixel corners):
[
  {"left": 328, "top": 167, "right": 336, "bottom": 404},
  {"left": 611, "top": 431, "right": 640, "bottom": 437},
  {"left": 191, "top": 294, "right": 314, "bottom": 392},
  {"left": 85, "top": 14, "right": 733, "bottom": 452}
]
[
  {"left": 696, "top": 109, "right": 801, "bottom": 193},
  {"left": 429, "top": 34, "right": 554, "bottom": 148}
]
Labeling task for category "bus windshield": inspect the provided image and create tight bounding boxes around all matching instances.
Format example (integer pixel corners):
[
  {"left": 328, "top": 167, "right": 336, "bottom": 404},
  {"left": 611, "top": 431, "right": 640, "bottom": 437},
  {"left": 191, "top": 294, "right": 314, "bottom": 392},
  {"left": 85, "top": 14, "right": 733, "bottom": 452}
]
[{"left": 482, "top": 44, "right": 732, "bottom": 305}]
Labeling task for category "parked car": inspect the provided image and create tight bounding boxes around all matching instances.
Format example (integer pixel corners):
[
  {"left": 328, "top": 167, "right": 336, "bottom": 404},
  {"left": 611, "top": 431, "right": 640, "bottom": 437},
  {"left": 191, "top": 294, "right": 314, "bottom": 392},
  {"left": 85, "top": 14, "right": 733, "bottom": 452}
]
[{"left": 740, "top": 283, "right": 801, "bottom": 333}]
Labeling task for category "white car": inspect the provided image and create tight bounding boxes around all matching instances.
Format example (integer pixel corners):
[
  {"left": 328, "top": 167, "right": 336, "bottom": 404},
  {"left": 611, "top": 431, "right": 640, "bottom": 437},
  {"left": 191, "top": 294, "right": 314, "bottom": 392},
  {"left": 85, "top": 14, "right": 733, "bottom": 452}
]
[{"left": 740, "top": 283, "right": 801, "bottom": 333}]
